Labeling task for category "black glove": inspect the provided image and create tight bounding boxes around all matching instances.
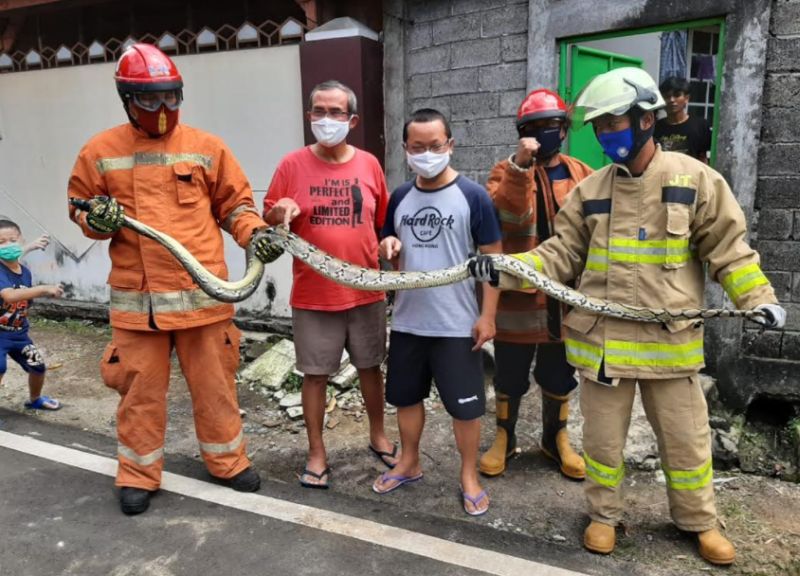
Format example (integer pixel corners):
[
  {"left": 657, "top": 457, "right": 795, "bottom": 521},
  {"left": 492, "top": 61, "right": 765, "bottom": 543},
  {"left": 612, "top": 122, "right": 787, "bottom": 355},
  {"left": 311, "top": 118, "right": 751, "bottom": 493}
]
[
  {"left": 252, "top": 227, "right": 284, "bottom": 264},
  {"left": 86, "top": 196, "right": 124, "bottom": 234},
  {"left": 467, "top": 254, "right": 499, "bottom": 287}
]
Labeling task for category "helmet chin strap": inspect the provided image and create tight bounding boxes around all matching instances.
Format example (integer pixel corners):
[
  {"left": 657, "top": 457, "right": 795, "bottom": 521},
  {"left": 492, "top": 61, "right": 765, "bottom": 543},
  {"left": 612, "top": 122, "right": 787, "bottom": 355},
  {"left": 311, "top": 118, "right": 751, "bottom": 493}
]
[{"left": 624, "top": 107, "right": 655, "bottom": 165}]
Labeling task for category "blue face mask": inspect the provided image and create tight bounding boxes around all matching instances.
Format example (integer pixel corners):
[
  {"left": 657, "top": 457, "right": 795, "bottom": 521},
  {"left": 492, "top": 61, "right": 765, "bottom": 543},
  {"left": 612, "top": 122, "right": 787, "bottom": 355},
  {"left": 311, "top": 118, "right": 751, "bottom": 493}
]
[
  {"left": 0, "top": 243, "right": 23, "bottom": 262},
  {"left": 597, "top": 127, "right": 634, "bottom": 163},
  {"left": 532, "top": 126, "right": 563, "bottom": 158}
]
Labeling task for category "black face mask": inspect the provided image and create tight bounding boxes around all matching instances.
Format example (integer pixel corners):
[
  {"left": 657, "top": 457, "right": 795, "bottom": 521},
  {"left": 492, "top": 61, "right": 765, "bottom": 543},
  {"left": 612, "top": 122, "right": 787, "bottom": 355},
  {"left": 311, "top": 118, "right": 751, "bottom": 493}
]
[{"left": 519, "top": 125, "right": 564, "bottom": 160}]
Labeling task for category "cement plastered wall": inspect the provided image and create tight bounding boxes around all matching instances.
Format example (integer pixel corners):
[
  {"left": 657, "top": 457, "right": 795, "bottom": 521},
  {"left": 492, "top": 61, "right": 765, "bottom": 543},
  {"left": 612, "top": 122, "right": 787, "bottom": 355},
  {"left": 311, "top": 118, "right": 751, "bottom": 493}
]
[
  {"left": 384, "top": 0, "right": 530, "bottom": 191},
  {"left": 0, "top": 46, "right": 304, "bottom": 321}
]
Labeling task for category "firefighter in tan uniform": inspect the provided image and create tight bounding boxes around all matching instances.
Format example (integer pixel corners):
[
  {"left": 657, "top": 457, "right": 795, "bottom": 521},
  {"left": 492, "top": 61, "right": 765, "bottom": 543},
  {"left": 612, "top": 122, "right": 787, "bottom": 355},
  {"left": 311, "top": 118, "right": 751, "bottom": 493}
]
[
  {"left": 68, "top": 44, "right": 281, "bottom": 515},
  {"left": 469, "top": 67, "right": 786, "bottom": 565},
  {"left": 481, "top": 89, "right": 593, "bottom": 479}
]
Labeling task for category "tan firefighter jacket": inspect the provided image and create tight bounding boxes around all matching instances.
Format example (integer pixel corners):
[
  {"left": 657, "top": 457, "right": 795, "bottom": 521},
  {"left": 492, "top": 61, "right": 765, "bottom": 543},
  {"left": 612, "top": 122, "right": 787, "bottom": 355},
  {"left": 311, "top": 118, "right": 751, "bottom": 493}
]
[{"left": 499, "top": 147, "right": 777, "bottom": 383}]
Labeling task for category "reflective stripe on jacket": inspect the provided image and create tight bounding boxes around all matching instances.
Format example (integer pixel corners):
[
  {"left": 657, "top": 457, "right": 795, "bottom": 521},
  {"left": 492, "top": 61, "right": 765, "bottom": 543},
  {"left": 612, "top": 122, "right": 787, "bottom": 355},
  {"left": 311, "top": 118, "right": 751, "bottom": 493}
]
[
  {"left": 487, "top": 154, "right": 593, "bottom": 344},
  {"left": 499, "top": 147, "right": 776, "bottom": 381},
  {"left": 68, "top": 123, "right": 266, "bottom": 330}
]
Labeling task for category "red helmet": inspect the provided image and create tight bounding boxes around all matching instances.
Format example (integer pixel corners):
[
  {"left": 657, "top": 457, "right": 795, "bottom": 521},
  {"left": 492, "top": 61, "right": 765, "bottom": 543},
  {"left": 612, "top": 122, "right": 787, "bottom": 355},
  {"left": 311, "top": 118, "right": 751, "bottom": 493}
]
[
  {"left": 114, "top": 43, "right": 183, "bottom": 97},
  {"left": 516, "top": 89, "right": 568, "bottom": 130}
]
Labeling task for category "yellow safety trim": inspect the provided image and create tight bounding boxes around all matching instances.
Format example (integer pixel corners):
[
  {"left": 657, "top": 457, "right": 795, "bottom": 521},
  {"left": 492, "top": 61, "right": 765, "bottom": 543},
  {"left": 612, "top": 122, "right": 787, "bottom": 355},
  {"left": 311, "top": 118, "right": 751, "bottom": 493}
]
[
  {"left": 565, "top": 338, "right": 603, "bottom": 373},
  {"left": 663, "top": 458, "right": 713, "bottom": 491},
  {"left": 199, "top": 430, "right": 244, "bottom": 455},
  {"left": 96, "top": 152, "right": 213, "bottom": 174},
  {"left": 586, "top": 248, "right": 608, "bottom": 272},
  {"left": 497, "top": 207, "right": 533, "bottom": 225},
  {"left": 118, "top": 443, "right": 164, "bottom": 467},
  {"left": 584, "top": 452, "right": 624, "bottom": 488},
  {"left": 511, "top": 252, "right": 543, "bottom": 289},
  {"left": 607, "top": 237, "right": 693, "bottom": 266},
  {"left": 720, "top": 263, "right": 770, "bottom": 305},
  {"left": 110, "top": 288, "right": 224, "bottom": 315},
  {"left": 604, "top": 338, "right": 704, "bottom": 368}
]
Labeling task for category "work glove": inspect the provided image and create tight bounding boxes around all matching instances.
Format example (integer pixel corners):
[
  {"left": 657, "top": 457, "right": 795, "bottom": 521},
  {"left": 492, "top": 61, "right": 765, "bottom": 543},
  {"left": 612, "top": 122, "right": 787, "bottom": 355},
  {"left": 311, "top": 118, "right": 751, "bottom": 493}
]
[
  {"left": 751, "top": 303, "right": 787, "bottom": 329},
  {"left": 86, "top": 196, "right": 124, "bottom": 234},
  {"left": 467, "top": 254, "right": 499, "bottom": 287},
  {"left": 252, "top": 227, "right": 284, "bottom": 264}
]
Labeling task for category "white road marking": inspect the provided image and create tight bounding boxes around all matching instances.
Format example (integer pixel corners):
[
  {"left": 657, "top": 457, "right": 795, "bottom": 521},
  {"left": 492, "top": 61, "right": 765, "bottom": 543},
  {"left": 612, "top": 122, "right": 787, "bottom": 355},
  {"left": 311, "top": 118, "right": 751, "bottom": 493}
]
[{"left": 0, "top": 430, "right": 588, "bottom": 576}]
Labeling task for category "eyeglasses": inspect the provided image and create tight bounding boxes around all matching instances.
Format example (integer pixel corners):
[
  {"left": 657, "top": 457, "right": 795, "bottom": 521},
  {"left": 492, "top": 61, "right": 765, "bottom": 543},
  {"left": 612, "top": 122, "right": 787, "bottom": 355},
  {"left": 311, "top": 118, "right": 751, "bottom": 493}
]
[
  {"left": 404, "top": 139, "right": 452, "bottom": 155},
  {"left": 309, "top": 108, "right": 352, "bottom": 121},
  {"left": 133, "top": 90, "right": 182, "bottom": 112}
]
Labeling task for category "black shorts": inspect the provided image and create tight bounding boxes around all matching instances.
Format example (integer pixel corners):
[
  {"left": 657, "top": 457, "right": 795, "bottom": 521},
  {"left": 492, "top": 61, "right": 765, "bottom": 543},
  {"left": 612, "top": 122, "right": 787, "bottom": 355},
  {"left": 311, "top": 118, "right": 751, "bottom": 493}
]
[{"left": 385, "top": 331, "right": 485, "bottom": 420}]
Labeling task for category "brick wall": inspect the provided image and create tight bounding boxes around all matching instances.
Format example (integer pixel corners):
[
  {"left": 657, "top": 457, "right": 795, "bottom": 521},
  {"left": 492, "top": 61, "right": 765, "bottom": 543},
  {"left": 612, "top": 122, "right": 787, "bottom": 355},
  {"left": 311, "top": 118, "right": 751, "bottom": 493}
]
[
  {"left": 403, "top": 0, "right": 529, "bottom": 184},
  {"left": 752, "top": 0, "right": 800, "bottom": 360}
]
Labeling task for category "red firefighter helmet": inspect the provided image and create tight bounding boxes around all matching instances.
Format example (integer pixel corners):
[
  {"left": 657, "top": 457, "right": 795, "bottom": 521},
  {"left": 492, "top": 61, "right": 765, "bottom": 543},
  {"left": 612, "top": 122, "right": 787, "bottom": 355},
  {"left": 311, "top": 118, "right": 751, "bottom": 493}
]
[
  {"left": 114, "top": 43, "right": 183, "bottom": 98},
  {"left": 516, "top": 89, "right": 568, "bottom": 130}
]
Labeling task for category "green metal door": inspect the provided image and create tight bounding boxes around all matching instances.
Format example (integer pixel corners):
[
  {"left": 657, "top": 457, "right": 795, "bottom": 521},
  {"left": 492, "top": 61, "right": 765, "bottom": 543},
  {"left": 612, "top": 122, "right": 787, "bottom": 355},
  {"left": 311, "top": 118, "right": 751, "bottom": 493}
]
[{"left": 566, "top": 46, "right": 643, "bottom": 169}]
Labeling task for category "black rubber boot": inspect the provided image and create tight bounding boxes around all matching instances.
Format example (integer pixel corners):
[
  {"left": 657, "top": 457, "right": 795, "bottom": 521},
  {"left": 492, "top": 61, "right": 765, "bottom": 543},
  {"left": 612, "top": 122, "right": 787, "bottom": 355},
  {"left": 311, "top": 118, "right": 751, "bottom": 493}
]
[
  {"left": 220, "top": 467, "right": 261, "bottom": 492},
  {"left": 479, "top": 392, "right": 522, "bottom": 476},
  {"left": 119, "top": 487, "right": 152, "bottom": 516},
  {"left": 541, "top": 390, "right": 585, "bottom": 480}
]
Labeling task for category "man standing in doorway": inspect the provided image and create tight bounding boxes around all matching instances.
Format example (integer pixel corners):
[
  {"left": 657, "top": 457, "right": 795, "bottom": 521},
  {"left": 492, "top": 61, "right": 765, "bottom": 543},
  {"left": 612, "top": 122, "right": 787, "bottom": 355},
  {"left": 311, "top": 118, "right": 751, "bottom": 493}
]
[
  {"left": 654, "top": 76, "right": 711, "bottom": 163},
  {"left": 480, "top": 89, "right": 593, "bottom": 480},
  {"left": 68, "top": 44, "right": 280, "bottom": 515},
  {"left": 263, "top": 80, "right": 396, "bottom": 489}
]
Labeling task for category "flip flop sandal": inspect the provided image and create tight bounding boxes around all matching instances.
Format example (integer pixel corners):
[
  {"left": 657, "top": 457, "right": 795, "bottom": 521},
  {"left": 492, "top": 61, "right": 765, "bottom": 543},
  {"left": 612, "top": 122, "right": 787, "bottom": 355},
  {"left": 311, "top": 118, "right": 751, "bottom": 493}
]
[
  {"left": 24, "top": 396, "right": 61, "bottom": 411},
  {"left": 299, "top": 467, "right": 331, "bottom": 489},
  {"left": 368, "top": 443, "right": 399, "bottom": 469},
  {"left": 462, "top": 488, "right": 489, "bottom": 516},
  {"left": 372, "top": 471, "right": 423, "bottom": 495}
]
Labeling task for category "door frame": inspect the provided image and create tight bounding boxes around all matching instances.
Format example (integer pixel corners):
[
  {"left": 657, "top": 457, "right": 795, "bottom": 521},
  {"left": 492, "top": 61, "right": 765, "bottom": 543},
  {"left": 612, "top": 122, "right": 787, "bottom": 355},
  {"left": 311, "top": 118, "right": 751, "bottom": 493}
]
[{"left": 557, "top": 17, "right": 726, "bottom": 165}]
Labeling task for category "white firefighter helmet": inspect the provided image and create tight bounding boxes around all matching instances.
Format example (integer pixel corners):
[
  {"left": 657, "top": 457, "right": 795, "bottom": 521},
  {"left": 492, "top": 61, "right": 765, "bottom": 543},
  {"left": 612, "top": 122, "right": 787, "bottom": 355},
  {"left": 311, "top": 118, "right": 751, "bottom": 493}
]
[{"left": 572, "top": 67, "right": 665, "bottom": 126}]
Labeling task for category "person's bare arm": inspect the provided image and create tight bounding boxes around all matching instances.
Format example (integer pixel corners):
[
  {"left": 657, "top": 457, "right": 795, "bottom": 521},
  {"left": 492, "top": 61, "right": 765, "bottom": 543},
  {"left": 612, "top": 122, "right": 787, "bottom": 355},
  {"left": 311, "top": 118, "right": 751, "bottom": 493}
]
[{"left": 0, "top": 284, "right": 63, "bottom": 303}]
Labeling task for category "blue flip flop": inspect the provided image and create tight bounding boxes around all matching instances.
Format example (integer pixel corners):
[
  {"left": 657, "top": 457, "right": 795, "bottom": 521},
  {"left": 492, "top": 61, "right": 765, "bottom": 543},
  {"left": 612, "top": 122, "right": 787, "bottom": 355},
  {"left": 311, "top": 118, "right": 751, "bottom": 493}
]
[
  {"left": 372, "top": 471, "right": 423, "bottom": 494},
  {"left": 24, "top": 396, "right": 61, "bottom": 411}
]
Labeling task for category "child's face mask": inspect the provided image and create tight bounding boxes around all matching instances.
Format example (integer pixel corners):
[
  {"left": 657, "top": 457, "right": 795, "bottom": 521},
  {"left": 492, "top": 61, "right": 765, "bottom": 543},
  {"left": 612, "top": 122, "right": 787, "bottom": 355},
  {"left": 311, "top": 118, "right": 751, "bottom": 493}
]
[{"left": 0, "top": 242, "right": 23, "bottom": 261}]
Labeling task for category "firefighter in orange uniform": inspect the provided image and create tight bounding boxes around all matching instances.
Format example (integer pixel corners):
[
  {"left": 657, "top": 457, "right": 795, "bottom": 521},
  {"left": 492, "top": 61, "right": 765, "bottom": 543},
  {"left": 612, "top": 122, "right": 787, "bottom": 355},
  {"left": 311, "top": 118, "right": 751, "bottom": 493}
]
[
  {"left": 68, "top": 44, "right": 280, "bottom": 515},
  {"left": 480, "top": 90, "right": 593, "bottom": 479}
]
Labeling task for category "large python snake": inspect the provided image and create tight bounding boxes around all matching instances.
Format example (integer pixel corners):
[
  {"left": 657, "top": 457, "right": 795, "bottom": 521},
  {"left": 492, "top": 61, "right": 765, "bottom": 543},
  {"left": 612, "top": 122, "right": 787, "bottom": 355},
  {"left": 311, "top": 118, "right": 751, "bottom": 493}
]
[{"left": 69, "top": 198, "right": 766, "bottom": 324}]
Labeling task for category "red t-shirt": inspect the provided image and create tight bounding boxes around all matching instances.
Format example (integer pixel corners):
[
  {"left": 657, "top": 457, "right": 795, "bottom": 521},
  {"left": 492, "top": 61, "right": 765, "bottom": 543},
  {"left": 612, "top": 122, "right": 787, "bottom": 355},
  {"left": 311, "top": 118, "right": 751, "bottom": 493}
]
[{"left": 264, "top": 146, "right": 388, "bottom": 311}]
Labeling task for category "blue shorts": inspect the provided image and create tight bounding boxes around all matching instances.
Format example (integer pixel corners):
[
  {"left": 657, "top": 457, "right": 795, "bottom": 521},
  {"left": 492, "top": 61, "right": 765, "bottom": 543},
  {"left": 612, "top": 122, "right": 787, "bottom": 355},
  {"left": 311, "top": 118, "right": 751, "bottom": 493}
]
[{"left": 0, "top": 331, "right": 46, "bottom": 375}]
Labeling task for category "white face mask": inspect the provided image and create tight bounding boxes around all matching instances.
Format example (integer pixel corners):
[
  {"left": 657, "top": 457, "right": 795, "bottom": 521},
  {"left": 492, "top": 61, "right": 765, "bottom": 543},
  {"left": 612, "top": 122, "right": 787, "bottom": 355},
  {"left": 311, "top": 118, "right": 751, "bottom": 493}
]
[
  {"left": 311, "top": 116, "right": 351, "bottom": 147},
  {"left": 406, "top": 150, "right": 451, "bottom": 179}
]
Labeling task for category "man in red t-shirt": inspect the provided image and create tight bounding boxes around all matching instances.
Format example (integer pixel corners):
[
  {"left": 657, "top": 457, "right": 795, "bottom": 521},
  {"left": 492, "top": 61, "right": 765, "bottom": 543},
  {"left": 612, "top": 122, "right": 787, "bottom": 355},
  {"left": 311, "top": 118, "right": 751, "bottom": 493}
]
[{"left": 264, "top": 80, "right": 396, "bottom": 488}]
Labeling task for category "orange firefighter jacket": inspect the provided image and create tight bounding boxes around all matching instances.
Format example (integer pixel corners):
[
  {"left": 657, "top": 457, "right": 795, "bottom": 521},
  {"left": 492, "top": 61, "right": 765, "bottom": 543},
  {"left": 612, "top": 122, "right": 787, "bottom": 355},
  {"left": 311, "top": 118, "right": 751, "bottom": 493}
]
[
  {"left": 68, "top": 123, "right": 266, "bottom": 331},
  {"left": 487, "top": 154, "right": 593, "bottom": 344},
  {"left": 500, "top": 147, "right": 777, "bottom": 382}
]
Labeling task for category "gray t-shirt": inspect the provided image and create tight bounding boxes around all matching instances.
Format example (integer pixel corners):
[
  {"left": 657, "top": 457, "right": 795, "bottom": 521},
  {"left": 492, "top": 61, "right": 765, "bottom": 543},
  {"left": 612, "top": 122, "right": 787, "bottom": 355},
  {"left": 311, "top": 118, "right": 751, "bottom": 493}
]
[{"left": 382, "top": 175, "right": 501, "bottom": 337}]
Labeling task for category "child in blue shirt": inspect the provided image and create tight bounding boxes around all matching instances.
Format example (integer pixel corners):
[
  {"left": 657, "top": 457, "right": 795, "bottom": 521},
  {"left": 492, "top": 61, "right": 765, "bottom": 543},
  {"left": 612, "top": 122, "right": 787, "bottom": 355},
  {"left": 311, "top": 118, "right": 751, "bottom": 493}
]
[{"left": 0, "top": 219, "right": 63, "bottom": 410}]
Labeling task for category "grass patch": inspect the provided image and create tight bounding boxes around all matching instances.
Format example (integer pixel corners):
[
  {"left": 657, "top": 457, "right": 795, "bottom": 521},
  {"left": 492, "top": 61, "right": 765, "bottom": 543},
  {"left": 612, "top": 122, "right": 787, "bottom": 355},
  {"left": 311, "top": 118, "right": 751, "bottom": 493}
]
[{"left": 30, "top": 317, "right": 110, "bottom": 336}]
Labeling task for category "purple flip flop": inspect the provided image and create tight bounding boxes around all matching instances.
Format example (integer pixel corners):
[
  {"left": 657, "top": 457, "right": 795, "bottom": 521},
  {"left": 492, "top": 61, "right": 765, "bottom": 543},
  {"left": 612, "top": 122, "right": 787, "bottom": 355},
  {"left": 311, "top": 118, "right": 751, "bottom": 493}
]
[{"left": 372, "top": 471, "right": 423, "bottom": 494}]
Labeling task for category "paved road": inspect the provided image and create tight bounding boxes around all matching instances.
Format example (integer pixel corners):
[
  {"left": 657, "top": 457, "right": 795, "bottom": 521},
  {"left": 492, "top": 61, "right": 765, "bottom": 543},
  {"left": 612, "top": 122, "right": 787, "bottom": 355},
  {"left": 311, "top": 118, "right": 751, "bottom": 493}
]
[{"left": 0, "top": 409, "right": 636, "bottom": 576}]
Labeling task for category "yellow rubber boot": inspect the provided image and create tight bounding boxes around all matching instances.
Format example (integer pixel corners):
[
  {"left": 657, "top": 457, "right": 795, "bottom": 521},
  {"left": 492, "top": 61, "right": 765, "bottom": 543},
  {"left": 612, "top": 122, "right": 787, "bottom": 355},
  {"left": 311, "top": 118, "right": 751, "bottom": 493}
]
[
  {"left": 584, "top": 521, "right": 616, "bottom": 554},
  {"left": 540, "top": 390, "right": 585, "bottom": 480},
  {"left": 479, "top": 392, "right": 520, "bottom": 477},
  {"left": 697, "top": 529, "right": 735, "bottom": 565}
]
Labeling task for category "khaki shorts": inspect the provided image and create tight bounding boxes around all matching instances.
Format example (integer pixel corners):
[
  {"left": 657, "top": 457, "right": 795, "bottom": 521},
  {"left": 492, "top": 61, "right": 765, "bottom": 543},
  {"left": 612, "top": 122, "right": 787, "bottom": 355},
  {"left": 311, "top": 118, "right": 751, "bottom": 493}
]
[{"left": 292, "top": 300, "right": 387, "bottom": 375}]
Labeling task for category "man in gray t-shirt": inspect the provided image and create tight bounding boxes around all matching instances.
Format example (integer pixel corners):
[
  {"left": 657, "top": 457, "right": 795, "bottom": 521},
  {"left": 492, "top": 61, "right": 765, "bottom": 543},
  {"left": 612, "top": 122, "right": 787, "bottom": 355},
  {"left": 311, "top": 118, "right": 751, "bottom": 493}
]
[{"left": 371, "top": 109, "right": 502, "bottom": 517}]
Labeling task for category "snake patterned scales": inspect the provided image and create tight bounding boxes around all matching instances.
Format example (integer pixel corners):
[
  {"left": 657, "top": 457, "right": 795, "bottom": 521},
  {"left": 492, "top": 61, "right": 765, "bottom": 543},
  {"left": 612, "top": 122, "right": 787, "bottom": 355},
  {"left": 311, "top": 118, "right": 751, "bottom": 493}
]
[{"left": 92, "top": 205, "right": 764, "bottom": 325}]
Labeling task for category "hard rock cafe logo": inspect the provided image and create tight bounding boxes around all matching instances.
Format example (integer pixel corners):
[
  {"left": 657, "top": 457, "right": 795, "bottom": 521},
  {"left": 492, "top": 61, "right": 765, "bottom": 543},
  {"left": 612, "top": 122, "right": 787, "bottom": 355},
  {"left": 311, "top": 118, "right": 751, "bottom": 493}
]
[{"left": 399, "top": 206, "right": 454, "bottom": 242}]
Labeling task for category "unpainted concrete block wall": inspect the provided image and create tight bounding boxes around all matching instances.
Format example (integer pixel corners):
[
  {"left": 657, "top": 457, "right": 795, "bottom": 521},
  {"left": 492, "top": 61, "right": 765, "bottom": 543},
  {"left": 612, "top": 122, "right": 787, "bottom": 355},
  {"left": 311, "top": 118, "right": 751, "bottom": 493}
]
[
  {"left": 750, "top": 0, "right": 800, "bottom": 360},
  {"left": 403, "top": 0, "right": 529, "bottom": 184}
]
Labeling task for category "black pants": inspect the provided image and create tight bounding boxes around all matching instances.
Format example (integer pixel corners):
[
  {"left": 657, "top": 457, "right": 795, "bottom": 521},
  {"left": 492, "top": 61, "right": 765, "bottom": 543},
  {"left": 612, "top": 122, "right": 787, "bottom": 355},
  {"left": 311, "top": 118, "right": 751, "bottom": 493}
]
[{"left": 493, "top": 341, "right": 576, "bottom": 398}]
